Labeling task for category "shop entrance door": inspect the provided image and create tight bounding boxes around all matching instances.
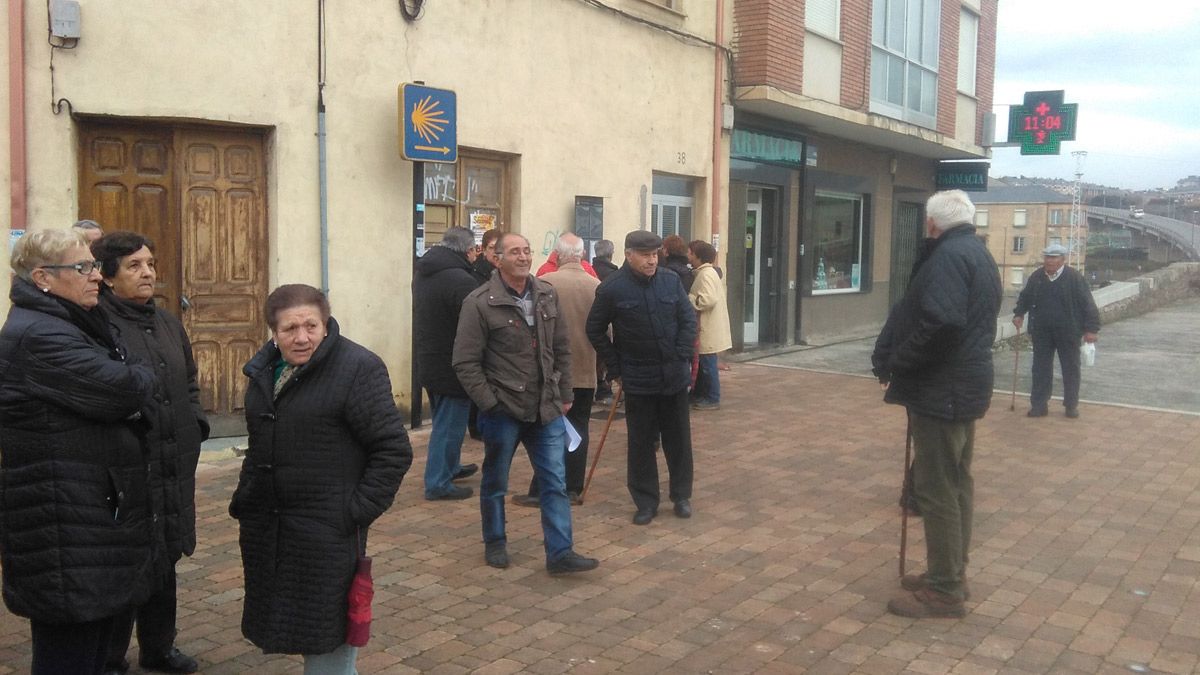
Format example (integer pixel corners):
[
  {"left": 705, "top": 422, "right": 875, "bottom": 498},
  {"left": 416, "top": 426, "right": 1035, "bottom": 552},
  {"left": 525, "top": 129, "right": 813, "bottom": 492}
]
[
  {"left": 889, "top": 201, "right": 925, "bottom": 306},
  {"left": 743, "top": 189, "right": 763, "bottom": 343}
]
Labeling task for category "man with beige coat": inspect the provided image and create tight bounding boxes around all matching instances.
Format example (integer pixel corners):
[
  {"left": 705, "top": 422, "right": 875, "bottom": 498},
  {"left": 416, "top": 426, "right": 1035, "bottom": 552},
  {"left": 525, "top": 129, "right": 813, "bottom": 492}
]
[
  {"left": 687, "top": 240, "right": 732, "bottom": 410},
  {"left": 514, "top": 234, "right": 600, "bottom": 505}
]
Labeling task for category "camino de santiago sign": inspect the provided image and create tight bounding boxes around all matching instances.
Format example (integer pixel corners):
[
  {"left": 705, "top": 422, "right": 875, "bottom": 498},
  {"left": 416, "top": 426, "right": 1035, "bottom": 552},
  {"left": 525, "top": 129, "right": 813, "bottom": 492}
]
[
  {"left": 398, "top": 83, "right": 458, "bottom": 163},
  {"left": 1006, "top": 90, "right": 1078, "bottom": 156},
  {"left": 936, "top": 161, "right": 990, "bottom": 192}
]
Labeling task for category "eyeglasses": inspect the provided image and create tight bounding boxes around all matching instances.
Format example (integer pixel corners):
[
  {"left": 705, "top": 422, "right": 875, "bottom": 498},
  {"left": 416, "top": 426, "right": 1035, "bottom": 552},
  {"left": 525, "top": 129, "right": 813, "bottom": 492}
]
[{"left": 40, "top": 260, "right": 101, "bottom": 275}]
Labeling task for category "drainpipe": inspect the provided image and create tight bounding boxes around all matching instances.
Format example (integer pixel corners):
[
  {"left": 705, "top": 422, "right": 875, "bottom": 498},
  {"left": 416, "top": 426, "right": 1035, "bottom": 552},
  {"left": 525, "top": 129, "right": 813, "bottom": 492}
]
[
  {"left": 8, "top": 0, "right": 27, "bottom": 232},
  {"left": 710, "top": 0, "right": 725, "bottom": 249},
  {"left": 318, "top": 89, "right": 329, "bottom": 294},
  {"left": 316, "top": 0, "right": 329, "bottom": 294}
]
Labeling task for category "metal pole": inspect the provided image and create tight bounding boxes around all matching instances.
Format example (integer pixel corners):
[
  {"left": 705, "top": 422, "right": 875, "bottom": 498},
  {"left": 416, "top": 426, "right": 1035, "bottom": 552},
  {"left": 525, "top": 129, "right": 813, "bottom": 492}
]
[{"left": 410, "top": 160, "right": 425, "bottom": 428}]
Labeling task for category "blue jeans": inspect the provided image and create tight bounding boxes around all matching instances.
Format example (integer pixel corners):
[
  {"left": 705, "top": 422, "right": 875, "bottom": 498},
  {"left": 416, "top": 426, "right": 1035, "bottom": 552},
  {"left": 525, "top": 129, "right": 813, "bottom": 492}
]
[
  {"left": 693, "top": 353, "right": 721, "bottom": 404},
  {"left": 424, "top": 393, "right": 469, "bottom": 498},
  {"left": 478, "top": 409, "right": 574, "bottom": 561}
]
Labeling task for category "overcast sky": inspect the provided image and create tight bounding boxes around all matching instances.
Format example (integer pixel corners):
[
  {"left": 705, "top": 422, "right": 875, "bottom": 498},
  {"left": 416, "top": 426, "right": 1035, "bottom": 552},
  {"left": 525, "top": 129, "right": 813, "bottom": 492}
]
[{"left": 988, "top": 0, "right": 1200, "bottom": 191}]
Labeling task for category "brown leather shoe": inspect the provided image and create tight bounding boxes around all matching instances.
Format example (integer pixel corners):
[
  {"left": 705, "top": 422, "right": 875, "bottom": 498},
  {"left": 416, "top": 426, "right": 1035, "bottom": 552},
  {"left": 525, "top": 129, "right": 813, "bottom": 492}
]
[
  {"left": 900, "top": 572, "right": 970, "bottom": 601},
  {"left": 887, "top": 588, "right": 966, "bottom": 618}
]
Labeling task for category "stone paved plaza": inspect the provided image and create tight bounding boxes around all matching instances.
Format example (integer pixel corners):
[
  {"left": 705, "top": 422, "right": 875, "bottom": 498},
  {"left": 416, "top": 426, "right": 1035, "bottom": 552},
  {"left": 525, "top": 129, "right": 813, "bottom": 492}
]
[{"left": 3, "top": 364, "right": 1200, "bottom": 673}]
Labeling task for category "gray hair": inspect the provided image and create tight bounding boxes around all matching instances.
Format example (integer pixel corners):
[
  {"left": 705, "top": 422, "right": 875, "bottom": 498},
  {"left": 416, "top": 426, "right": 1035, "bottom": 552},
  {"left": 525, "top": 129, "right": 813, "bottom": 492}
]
[
  {"left": 11, "top": 229, "right": 88, "bottom": 281},
  {"left": 72, "top": 219, "right": 103, "bottom": 232},
  {"left": 925, "top": 190, "right": 976, "bottom": 232},
  {"left": 594, "top": 239, "right": 614, "bottom": 260},
  {"left": 555, "top": 233, "right": 585, "bottom": 263},
  {"left": 440, "top": 226, "right": 475, "bottom": 254}
]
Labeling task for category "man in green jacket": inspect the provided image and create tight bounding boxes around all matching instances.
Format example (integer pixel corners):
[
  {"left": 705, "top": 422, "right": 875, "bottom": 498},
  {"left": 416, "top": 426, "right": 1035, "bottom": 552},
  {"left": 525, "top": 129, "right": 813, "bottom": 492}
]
[{"left": 453, "top": 232, "right": 599, "bottom": 576}]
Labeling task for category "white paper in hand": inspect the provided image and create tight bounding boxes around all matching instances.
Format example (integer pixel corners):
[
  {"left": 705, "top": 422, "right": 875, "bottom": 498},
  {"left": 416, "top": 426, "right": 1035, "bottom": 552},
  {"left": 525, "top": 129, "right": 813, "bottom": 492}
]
[{"left": 563, "top": 417, "right": 582, "bottom": 453}]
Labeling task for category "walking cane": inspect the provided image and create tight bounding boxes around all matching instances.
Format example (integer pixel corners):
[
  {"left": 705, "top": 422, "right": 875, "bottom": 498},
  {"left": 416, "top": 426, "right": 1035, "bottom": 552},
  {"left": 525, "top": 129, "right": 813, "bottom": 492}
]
[
  {"left": 1009, "top": 324, "right": 1021, "bottom": 411},
  {"left": 899, "top": 414, "right": 913, "bottom": 578},
  {"left": 579, "top": 381, "right": 623, "bottom": 504}
]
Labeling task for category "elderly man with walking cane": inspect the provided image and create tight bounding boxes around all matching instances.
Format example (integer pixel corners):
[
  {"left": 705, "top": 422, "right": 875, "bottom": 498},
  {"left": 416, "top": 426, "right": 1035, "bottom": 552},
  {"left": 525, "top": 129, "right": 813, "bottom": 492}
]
[
  {"left": 872, "top": 190, "right": 1001, "bottom": 618},
  {"left": 1012, "top": 242, "right": 1100, "bottom": 419}
]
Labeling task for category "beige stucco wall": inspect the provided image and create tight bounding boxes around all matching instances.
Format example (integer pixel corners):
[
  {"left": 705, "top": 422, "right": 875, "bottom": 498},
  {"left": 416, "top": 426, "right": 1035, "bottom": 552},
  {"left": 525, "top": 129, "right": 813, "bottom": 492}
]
[{"left": 4, "top": 0, "right": 725, "bottom": 411}]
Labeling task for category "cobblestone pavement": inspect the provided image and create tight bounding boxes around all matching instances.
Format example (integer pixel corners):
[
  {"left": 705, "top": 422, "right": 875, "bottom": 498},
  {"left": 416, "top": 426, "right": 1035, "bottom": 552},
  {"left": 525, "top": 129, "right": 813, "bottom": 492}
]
[{"left": 3, "top": 364, "right": 1200, "bottom": 674}]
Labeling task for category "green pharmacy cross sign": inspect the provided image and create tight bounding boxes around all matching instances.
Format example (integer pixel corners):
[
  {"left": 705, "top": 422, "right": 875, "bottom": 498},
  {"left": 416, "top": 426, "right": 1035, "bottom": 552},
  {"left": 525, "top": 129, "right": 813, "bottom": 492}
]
[{"left": 1007, "top": 90, "right": 1078, "bottom": 155}]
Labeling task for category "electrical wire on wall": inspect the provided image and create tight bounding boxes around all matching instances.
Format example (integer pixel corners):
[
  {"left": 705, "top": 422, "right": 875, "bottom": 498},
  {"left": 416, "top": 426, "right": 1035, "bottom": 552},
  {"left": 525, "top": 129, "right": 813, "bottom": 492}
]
[
  {"left": 399, "top": 0, "right": 425, "bottom": 22},
  {"left": 46, "top": 0, "right": 77, "bottom": 115}
]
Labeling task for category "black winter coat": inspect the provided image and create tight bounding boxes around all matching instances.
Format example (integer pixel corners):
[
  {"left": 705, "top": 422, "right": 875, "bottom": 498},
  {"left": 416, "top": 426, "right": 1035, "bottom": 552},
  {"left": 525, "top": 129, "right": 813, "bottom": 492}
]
[
  {"left": 593, "top": 258, "right": 619, "bottom": 281},
  {"left": 472, "top": 256, "right": 496, "bottom": 285},
  {"left": 1013, "top": 265, "right": 1100, "bottom": 337},
  {"left": 586, "top": 265, "right": 697, "bottom": 396},
  {"left": 414, "top": 246, "right": 480, "bottom": 396},
  {"left": 662, "top": 254, "right": 695, "bottom": 291},
  {"left": 231, "top": 318, "right": 412, "bottom": 655},
  {"left": 877, "top": 225, "right": 1002, "bottom": 421},
  {"left": 0, "top": 279, "right": 158, "bottom": 623},
  {"left": 102, "top": 291, "right": 209, "bottom": 564}
]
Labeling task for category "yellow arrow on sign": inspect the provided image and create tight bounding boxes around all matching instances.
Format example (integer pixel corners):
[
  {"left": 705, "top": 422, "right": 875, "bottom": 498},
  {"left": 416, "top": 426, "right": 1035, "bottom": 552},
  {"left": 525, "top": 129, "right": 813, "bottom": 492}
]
[{"left": 414, "top": 145, "right": 452, "bottom": 155}]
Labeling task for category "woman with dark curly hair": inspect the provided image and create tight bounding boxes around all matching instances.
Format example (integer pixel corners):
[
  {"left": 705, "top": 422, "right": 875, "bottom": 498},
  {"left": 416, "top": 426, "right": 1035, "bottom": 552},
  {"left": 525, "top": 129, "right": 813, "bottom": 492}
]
[
  {"left": 231, "top": 284, "right": 412, "bottom": 673},
  {"left": 92, "top": 231, "right": 209, "bottom": 675}
]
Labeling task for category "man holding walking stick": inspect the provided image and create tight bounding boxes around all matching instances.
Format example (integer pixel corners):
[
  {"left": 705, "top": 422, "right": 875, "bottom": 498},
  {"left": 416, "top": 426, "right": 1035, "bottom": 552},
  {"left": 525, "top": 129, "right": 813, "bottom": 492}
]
[
  {"left": 872, "top": 190, "right": 1001, "bottom": 619},
  {"left": 587, "top": 230, "right": 697, "bottom": 526}
]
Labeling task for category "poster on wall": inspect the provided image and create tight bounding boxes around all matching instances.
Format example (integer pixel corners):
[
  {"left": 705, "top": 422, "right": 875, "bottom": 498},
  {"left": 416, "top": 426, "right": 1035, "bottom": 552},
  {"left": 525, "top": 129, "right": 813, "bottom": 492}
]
[
  {"left": 9, "top": 229, "right": 25, "bottom": 252},
  {"left": 470, "top": 211, "right": 496, "bottom": 246}
]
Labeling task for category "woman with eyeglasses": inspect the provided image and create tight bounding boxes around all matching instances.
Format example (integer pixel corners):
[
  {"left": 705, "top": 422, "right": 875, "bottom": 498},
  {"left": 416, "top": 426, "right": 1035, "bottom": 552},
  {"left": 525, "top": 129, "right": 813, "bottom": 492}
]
[
  {"left": 91, "top": 232, "right": 209, "bottom": 675},
  {"left": 0, "top": 228, "right": 158, "bottom": 674}
]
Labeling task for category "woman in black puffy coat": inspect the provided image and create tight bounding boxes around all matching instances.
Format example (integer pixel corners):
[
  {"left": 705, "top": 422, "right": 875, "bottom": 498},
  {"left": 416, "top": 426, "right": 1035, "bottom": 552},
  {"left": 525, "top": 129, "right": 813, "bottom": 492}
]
[
  {"left": 92, "top": 232, "right": 210, "bottom": 675},
  {"left": 230, "top": 284, "right": 412, "bottom": 673},
  {"left": 0, "top": 228, "right": 158, "bottom": 675}
]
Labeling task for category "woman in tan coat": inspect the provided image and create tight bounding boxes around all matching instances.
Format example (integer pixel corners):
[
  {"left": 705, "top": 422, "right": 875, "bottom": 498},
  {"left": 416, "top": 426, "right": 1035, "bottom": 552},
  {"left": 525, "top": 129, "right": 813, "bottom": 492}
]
[{"left": 688, "top": 240, "right": 732, "bottom": 410}]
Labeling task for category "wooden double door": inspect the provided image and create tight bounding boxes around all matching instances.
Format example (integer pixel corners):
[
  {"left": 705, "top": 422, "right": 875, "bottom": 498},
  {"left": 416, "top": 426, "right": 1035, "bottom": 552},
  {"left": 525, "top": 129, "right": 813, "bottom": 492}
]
[{"left": 78, "top": 120, "right": 269, "bottom": 435}]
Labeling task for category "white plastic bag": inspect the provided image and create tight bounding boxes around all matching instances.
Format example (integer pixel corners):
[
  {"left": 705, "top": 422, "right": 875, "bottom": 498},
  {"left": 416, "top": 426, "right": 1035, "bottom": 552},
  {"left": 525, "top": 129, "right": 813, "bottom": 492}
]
[{"left": 1081, "top": 342, "right": 1096, "bottom": 367}]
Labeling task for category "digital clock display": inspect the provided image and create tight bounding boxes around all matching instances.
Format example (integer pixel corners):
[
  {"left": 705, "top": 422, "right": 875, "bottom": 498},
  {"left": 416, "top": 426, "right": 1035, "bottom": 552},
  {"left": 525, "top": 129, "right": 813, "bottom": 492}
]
[{"left": 1006, "top": 90, "right": 1078, "bottom": 156}]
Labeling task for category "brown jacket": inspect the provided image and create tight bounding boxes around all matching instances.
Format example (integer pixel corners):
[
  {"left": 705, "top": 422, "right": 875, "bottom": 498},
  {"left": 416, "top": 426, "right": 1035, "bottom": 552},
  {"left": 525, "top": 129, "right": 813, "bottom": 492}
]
[
  {"left": 540, "top": 261, "right": 600, "bottom": 391},
  {"left": 453, "top": 273, "right": 572, "bottom": 423}
]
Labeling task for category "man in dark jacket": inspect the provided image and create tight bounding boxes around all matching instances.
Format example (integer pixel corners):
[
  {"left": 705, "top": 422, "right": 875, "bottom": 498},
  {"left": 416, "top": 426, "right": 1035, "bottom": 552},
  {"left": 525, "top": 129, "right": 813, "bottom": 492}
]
[
  {"left": 872, "top": 190, "right": 1001, "bottom": 619},
  {"left": 592, "top": 239, "right": 619, "bottom": 281},
  {"left": 453, "top": 233, "right": 599, "bottom": 575},
  {"left": 413, "top": 227, "right": 479, "bottom": 500},
  {"left": 1012, "top": 243, "right": 1100, "bottom": 419},
  {"left": 586, "top": 230, "right": 698, "bottom": 526}
]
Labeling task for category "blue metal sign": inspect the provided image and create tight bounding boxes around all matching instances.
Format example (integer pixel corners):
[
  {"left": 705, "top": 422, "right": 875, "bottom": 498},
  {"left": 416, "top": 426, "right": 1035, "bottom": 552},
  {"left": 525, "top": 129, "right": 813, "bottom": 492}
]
[{"left": 398, "top": 84, "right": 457, "bottom": 163}]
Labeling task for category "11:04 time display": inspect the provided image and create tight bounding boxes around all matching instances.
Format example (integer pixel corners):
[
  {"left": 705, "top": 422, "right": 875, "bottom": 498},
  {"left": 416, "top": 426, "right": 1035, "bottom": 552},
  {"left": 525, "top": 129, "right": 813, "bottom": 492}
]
[{"left": 1023, "top": 114, "right": 1064, "bottom": 132}]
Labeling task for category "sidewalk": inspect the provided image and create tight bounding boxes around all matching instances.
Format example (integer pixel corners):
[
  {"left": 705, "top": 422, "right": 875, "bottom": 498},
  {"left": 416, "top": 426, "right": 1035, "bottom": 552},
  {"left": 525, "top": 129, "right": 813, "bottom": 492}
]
[{"left": 3, "top": 364, "right": 1199, "bottom": 673}]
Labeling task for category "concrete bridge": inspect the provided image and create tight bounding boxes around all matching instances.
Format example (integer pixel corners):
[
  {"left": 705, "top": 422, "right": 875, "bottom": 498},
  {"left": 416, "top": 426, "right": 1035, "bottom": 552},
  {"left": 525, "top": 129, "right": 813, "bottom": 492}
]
[{"left": 1088, "top": 205, "right": 1200, "bottom": 261}]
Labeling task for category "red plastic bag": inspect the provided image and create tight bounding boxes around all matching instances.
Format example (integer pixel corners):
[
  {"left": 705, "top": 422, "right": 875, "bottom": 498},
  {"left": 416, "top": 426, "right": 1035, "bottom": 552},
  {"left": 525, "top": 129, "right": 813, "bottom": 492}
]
[{"left": 346, "top": 555, "right": 373, "bottom": 647}]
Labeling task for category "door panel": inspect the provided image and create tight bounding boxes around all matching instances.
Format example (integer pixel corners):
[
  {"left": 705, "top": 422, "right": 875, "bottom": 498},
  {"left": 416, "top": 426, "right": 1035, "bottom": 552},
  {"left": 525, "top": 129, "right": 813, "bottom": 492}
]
[
  {"left": 80, "top": 122, "right": 268, "bottom": 432},
  {"left": 79, "top": 125, "right": 179, "bottom": 313},
  {"left": 889, "top": 201, "right": 924, "bottom": 306},
  {"left": 178, "top": 129, "right": 268, "bottom": 426}
]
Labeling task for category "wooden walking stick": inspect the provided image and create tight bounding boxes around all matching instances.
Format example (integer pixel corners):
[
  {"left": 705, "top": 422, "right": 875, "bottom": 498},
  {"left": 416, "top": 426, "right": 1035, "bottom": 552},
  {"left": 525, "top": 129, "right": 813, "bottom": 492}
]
[
  {"left": 899, "top": 414, "right": 913, "bottom": 578},
  {"left": 579, "top": 381, "right": 623, "bottom": 504},
  {"left": 1010, "top": 324, "right": 1022, "bottom": 411}
]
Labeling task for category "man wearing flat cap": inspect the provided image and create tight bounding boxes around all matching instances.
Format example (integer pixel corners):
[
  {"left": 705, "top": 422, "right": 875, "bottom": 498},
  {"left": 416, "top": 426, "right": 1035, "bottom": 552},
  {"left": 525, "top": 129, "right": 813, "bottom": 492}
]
[
  {"left": 586, "top": 230, "right": 698, "bottom": 525},
  {"left": 1012, "top": 243, "right": 1100, "bottom": 419}
]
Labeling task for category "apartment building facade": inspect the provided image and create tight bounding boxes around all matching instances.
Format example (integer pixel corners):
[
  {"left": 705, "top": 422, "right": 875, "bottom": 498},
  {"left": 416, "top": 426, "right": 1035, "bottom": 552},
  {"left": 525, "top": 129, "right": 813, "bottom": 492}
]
[
  {"left": 3, "top": 0, "right": 727, "bottom": 428},
  {"left": 727, "top": 0, "right": 998, "bottom": 347},
  {"left": 974, "top": 184, "right": 1085, "bottom": 295}
]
